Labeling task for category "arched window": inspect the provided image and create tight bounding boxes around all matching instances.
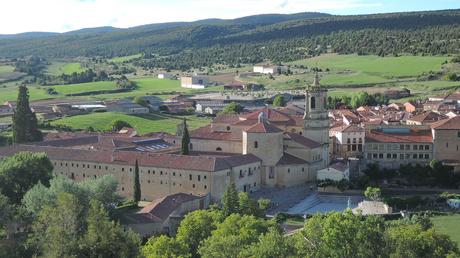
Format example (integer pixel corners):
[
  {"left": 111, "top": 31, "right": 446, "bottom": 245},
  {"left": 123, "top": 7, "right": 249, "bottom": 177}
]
[
  {"left": 216, "top": 147, "right": 222, "bottom": 151},
  {"left": 189, "top": 143, "right": 193, "bottom": 150},
  {"left": 254, "top": 141, "right": 258, "bottom": 148},
  {"left": 311, "top": 97, "right": 316, "bottom": 109},
  {"left": 226, "top": 126, "right": 231, "bottom": 131}
]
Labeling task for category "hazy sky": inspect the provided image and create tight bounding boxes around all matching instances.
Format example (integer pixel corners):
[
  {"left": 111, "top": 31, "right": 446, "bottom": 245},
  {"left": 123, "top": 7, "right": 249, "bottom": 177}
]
[{"left": 1, "top": 0, "right": 459, "bottom": 34}]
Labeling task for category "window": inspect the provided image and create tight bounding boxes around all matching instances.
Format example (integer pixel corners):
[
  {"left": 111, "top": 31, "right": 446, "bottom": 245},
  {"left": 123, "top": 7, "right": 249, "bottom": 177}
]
[
  {"left": 419, "top": 154, "right": 424, "bottom": 159},
  {"left": 192, "top": 184, "right": 195, "bottom": 188},
  {"left": 240, "top": 170, "right": 244, "bottom": 178},
  {"left": 160, "top": 171, "right": 163, "bottom": 175},
  {"left": 216, "top": 147, "right": 222, "bottom": 151},
  {"left": 173, "top": 172, "right": 176, "bottom": 176},
  {"left": 310, "top": 97, "right": 316, "bottom": 109},
  {"left": 419, "top": 145, "right": 423, "bottom": 150},
  {"left": 269, "top": 167, "right": 275, "bottom": 179},
  {"left": 122, "top": 168, "right": 125, "bottom": 172},
  {"left": 204, "top": 185, "right": 207, "bottom": 189},
  {"left": 189, "top": 143, "right": 193, "bottom": 150},
  {"left": 458, "top": 131, "right": 460, "bottom": 138},
  {"left": 400, "top": 145, "right": 404, "bottom": 150},
  {"left": 227, "top": 126, "right": 231, "bottom": 131},
  {"left": 413, "top": 154, "right": 417, "bottom": 159},
  {"left": 425, "top": 154, "right": 430, "bottom": 159},
  {"left": 189, "top": 174, "right": 192, "bottom": 181},
  {"left": 379, "top": 154, "right": 383, "bottom": 159},
  {"left": 254, "top": 141, "right": 258, "bottom": 148},
  {"left": 387, "top": 153, "right": 391, "bottom": 159},
  {"left": 413, "top": 145, "right": 418, "bottom": 150},
  {"left": 392, "top": 154, "right": 397, "bottom": 159},
  {"left": 425, "top": 145, "right": 430, "bottom": 150},
  {"left": 287, "top": 168, "right": 290, "bottom": 173},
  {"left": 347, "top": 145, "right": 351, "bottom": 151},
  {"left": 400, "top": 154, "right": 404, "bottom": 160},
  {"left": 198, "top": 175, "right": 201, "bottom": 181},
  {"left": 405, "top": 145, "right": 410, "bottom": 150}
]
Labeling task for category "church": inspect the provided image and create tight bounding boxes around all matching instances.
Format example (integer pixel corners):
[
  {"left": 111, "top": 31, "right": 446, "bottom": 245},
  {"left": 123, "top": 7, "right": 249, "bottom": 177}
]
[{"left": 0, "top": 74, "right": 330, "bottom": 202}]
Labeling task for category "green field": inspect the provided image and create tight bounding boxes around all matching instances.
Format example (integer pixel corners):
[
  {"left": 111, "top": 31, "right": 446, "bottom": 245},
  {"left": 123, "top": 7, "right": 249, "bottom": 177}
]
[
  {"left": 46, "top": 62, "right": 86, "bottom": 75},
  {"left": 47, "top": 81, "right": 117, "bottom": 95},
  {"left": 109, "top": 54, "right": 143, "bottom": 63},
  {"left": 289, "top": 54, "right": 448, "bottom": 78},
  {"left": 51, "top": 112, "right": 210, "bottom": 135},
  {"left": 432, "top": 214, "right": 460, "bottom": 245},
  {"left": 0, "top": 85, "right": 52, "bottom": 103}
]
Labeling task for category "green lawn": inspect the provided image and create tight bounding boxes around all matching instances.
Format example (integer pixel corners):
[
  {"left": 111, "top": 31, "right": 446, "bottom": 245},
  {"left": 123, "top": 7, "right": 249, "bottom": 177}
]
[
  {"left": 432, "top": 214, "right": 460, "bottom": 246},
  {"left": 289, "top": 54, "right": 448, "bottom": 78},
  {"left": 51, "top": 112, "right": 210, "bottom": 135},
  {"left": 46, "top": 62, "right": 85, "bottom": 75},
  {"left": 0, "top": 85, "right": 53, "bottom": 103},
  {"left": 109, "top": 54, "right": 143, "bottom": 63}
]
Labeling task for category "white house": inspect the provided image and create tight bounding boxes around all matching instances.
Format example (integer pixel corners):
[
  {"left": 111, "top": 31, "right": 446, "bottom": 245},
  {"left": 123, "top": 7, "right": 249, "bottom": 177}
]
[
  {"left": 317, "top": 162, "right": 349, "bottom": 181},
  {"left": 181, "top": 76, "right": 209, "bottom": 89},
  {"left": 158, "top": 73, "right": 173, "bottom": 79},
  {"left": 253, "top": 65, "right": 287, "bottom": 75}
]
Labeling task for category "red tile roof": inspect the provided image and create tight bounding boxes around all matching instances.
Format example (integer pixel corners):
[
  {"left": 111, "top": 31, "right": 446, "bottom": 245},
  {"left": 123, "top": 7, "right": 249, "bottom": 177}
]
[
  {"left": 431, "top": 116, "right": 460, "bottom": 130},
  {"left": 243, "top": 108, "right": 291, "bottom": 122},
  {"left": 191, "top": 125, "right": 240, "bottom": 141},
  {"left": 0, "top": 145, "right": 260, "bottom": 172},
  {"left": 276, "top": 153, "right": 309, "bottom": 165},
  {"left": 408, "top": 111, "right": 448, "bottom": 123},
  {"left": 366, "top": 129, "right": 433, "bottom": 143},
  {"left": 245, "top": 122, "right": 283, "bottom": 133},
  {"left": 136, "top": 193, "right": 203, "bottom": 222},
  {"left": 284, "top": 133, "right": 321, "bottom": 148}
]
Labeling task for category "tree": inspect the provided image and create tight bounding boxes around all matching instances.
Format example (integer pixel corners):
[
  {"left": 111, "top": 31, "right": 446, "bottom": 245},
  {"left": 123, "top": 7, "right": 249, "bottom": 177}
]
[
  {"left": 142, "top": 235, "right": 189, "bottom": 258},
  {"left": 0, "top": 193, "right": 13, "bottom": 230},
  {"left": 176, "top": 209, "right": 223, "bottom": 257},
  {"left": 0, "top": 151, "right": 53, "bottom": 204},
  {"left": 181, "top": 118, "right": 190, "bottom": 155},
  {"left": 295, "top": 212, "right": 386, "bottom": 258},
  {"left": 12, "top": 85, "right": 42, "bottom": 143},
  {"left": 198, "top": 214, "right": 274, "bottom": 258},
  {"left": 30, "top": 192, "right": 86, "bottom": 258},
  {"left": 110, "top": 120, "right": 132, "bottom": 131},
  {"left": 364, "top": 187, "right": 382, "bottom": 201},
  {"left": 81, "top": 200, "right": 140, "bottom": 258},
  {"left": 222, "top": 102, "right": 244, "bottom": 114},
  {"left": 133, "top": 160, "right": 141, "bottom": 203},
  {"left": 23, "top": 175, "right": 119, "bottom": 215},
  {"left": 272, "top": 94, "right": 286, "bottom": 107},
  {"left": 386, "top": 223, "right": 459, "bottom": 258},
  {"left": 134, "top": 96, "right": 148, "bottom": 107},
  {"left": 240, "top": 228, "right": 294, "bottom": 258},
  {"left": 222, "top": 183, "right": 239, "bottom": 216}
]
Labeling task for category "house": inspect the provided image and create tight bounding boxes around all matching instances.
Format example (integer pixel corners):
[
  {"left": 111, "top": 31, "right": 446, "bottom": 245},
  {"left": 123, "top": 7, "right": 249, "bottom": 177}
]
[
  {"left": 196, "top": 100, "right": 228, "bottom": 115},
  {"left": 388, "top": 103, "right": 405, "bottom": 111},
  {"left": 0, "top": 104, "right": 13, "bottom": 114},
  {"left": 125, "top": 193, "right": 209, "bottom": 237},
  {"left": 384, "top": 88, "right": 410, "bottom": 99},
  {"left": 404, "top": 102, "right": 423, "bottom": 113},
  {"left": 140, "top": 96, "right": 163, "bottom": 111},
  {"left": 107, "top": 99, "right": 149, "bottom": 114},
  {"left": 224, "top": 82, "right": 245, "bottom": 91},
  {"left": 317, "top": 161, "right": 349, "bottom": 181},
  {"left": 253, "top": 65, "right": 287, "bottom": 75},
  {"left": 330, "top": 124, "right": 365, "bottom": 159},
  {"left": 181, "top": 76, "right": 209, "bottom": 89},
  {"left": 406, "top": 111, "right": 448, "bottom": 125},
  {"left": 158, "top": 73, "right": 173, "bottom": 79},
  {"left": 353, "top": 201, "right": 392, "bottom": 215}
]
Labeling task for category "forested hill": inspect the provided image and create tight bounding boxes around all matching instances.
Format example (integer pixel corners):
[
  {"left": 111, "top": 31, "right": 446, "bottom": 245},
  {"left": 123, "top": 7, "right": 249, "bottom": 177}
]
[{"left": 1, "top": 9, "right": 460, "bottom": 68}]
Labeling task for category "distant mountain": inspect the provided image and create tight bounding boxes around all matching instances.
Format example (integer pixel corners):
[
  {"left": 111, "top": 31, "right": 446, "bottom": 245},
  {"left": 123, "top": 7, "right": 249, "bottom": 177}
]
[
  {"left": 0, "top": 31, "right": 58, "bottom": 39},
  {"left": 0, "top": 9, "right": 459, "bottom": 68}
]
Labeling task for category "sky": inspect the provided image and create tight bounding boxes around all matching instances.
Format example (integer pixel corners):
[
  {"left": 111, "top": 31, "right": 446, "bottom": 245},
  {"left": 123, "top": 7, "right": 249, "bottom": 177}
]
[{"left": 1, "top": 0, "right": 460, "bottom": 34}]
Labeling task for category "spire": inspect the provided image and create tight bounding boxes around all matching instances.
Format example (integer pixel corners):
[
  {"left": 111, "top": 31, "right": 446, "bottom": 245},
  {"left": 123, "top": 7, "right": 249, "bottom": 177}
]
[{"left": 313, "top": 71, "right": 320, "bottom": 88}]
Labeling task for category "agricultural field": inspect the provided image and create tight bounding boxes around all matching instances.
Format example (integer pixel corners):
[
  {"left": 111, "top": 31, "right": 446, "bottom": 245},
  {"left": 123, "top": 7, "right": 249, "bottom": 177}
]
[
  {"left": 240, "top": 54, "right": 458, "bottom": 99},
  {"left": 46, "top": 62, "right": 86, "bottom": 75},
  {"left": 51, "top": 112, "right": 211, "bottom": 135},
  {"left": 0, "top": 65, "right": 26, "bottom": 82},
  {"left": 432, "top": 214, "right": 460, "bottom": 245}
]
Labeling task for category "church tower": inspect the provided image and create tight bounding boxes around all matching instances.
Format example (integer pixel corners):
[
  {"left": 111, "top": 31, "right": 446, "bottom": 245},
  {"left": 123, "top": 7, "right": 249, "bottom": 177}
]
[{"left": 303, "top": 72, "right": 329, "bottom": 166}]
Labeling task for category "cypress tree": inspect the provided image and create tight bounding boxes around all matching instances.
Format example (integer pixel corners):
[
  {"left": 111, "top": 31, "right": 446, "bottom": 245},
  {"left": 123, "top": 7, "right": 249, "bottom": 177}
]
[
  {"left": 181, "top": 118, "right": 190, "bottom": 155},
  {"left": 12, "top": 85, "right": 42, "bottom": 144},
  {"left": 222, "top": 183, "right": 240, "bottom": 216},
  {"left": 133, "top": 160, "right": 141, "bottom": 203}
]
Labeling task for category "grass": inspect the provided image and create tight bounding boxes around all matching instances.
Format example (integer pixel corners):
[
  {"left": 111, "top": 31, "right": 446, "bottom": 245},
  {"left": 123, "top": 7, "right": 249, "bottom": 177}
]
[
  {"left": 288, "top": 54, "right": 448, "bottom": 78},
  {"left": 432, "top": 214, "right": 460, "bottom": 245},
  {"left": 46, "top": 81, "right": 117, "bottom": 95},
  {"left": 51, "top": 112, "right": 211, "bottom": 135},
  {"left": 0, "top": 85, "right": 53, "bottom": 103},
  {"left": 109, "top": 54, "right": 143, "bottom": 63},
  {"left": 46, "top": 62, "right": 86, "bottom": 75},
  {"left": 0, "top": 65, "right": 14, "bottom": 74}
]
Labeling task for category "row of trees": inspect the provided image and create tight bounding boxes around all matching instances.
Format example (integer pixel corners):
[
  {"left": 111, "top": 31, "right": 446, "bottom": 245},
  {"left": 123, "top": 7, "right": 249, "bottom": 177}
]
[{"left": 327, "top": 92, "right": 389, "bottom": 109}]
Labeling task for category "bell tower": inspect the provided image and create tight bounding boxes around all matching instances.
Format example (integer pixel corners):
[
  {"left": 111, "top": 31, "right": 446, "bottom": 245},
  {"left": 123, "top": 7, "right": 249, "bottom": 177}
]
[{"left": 303, "top": 72, "right": 329, "bottom": 166}]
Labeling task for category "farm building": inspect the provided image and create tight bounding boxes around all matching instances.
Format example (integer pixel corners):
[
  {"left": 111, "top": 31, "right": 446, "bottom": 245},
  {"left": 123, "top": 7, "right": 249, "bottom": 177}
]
[
  {"left": 180, "top": 76, "right": 209, "bottom": 89},
  {"left": 253, "top": 65, "right": 287, "bottom": 75},
  {"left": 158, "top": 73, "right": 173, "bottom": 79}
]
